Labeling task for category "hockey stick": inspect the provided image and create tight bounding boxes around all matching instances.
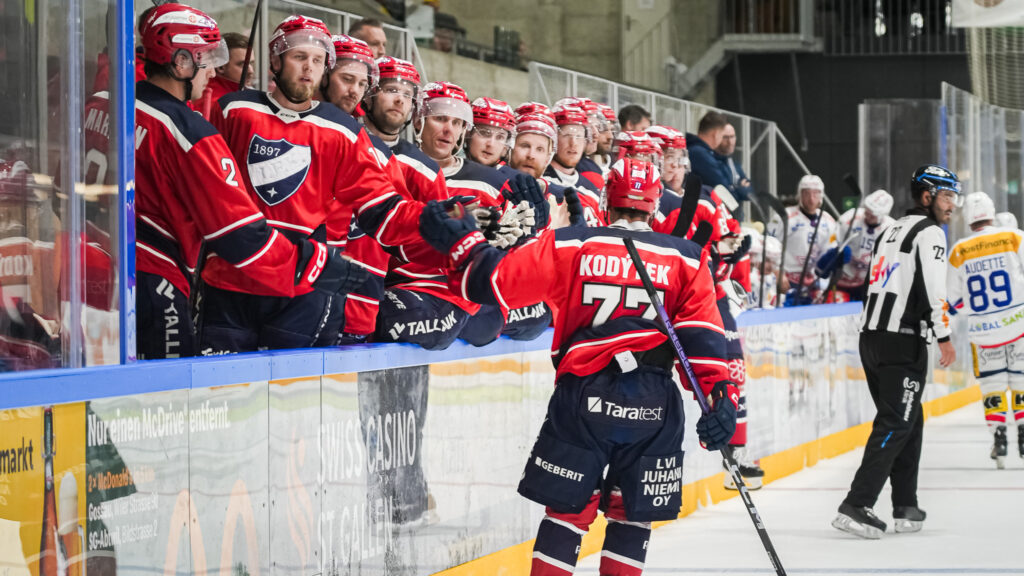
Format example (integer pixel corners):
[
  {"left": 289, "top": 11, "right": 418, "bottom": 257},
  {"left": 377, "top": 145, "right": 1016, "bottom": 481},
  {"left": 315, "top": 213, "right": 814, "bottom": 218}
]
[
  {"left": 622, "top": 237, "right": 787, "bottom": 576},
  {"left": 239, "top": 0, "right": 262, "bottom": 91},
  {"left": 671, "top": 173, "right": 704, "bottom": 239},
  {"left": 794, "top": 206, "right": 824, "bottom": 303},
  {"left": 815, "top": 173, "right": 865, "bottom": 304},
  {"left": 758, "top": 192, "right": 788, "bottom": 306},
  {"left": 744, "top": 196, "right": 770, "bottom": 309}
]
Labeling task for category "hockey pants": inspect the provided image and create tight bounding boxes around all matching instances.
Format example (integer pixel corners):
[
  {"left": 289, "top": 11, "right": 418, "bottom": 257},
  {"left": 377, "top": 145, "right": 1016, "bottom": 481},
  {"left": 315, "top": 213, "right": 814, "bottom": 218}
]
[{"left": 972, "top": 339, "right": 1024, "bottom": 428}]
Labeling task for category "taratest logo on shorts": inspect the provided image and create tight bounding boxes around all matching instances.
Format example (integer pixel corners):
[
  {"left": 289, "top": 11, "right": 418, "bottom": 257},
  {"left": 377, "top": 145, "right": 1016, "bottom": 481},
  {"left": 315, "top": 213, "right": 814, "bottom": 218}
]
[{"left": 587, "top": 396, "right": 663, "bottom": 422}]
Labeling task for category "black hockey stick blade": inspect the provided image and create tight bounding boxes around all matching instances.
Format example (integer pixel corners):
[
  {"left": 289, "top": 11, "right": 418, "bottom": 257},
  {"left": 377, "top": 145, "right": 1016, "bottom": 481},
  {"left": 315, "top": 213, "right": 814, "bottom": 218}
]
[
  {"left": 672, "top": 173, "right": 703, "bottom": 238},
  {"left": 690, "top": 221, "right": 714, "bottom": 248},
  {"left": 842, "top": 173, "right": 862, "bottom": 198},
  {"left": 622, "top": 237, "right": 787, "bottom": 576}
]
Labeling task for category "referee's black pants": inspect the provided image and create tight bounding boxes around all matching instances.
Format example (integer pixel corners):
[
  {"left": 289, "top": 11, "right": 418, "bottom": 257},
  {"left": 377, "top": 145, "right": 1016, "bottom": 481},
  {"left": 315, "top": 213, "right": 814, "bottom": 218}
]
[{"left": 845, "top": 331, "right": 928, "bottom": 509}]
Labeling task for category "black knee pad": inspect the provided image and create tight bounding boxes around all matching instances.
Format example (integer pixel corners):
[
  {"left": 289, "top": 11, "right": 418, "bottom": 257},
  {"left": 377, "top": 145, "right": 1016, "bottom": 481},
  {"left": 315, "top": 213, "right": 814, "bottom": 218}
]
[
  {"left": 375, "top": 289, "right": 469, "bottom": 351},
  {"left": 502, "top": 302, "right": 551, "bottom": 341},
  {"left": 459, "top": 305, "right": 504, "bottom": 347},
  {"left": 261, "top": 289, "right": 337, "bottom": 350}
]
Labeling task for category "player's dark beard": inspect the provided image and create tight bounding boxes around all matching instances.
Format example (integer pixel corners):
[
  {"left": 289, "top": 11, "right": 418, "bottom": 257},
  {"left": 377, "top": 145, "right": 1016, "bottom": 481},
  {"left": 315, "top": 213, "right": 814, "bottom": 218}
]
[{"left": 369, "top": 106, "right": 403, "bottom": 136}]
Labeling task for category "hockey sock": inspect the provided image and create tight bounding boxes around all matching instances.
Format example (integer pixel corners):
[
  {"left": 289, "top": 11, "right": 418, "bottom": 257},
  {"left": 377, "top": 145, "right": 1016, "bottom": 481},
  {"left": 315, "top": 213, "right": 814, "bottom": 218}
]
[
  {"left": 982, "top": 389, "right": 1008, "bottom": 427},
  {"left": 1013, "top": 389, "right": 1024, "bottom": 424},
  {"left": 600, "top": 492, "right": 651, "bottom": 576},
  {"left": 531, "top": 495, "right": 600, "bottom": 576}
]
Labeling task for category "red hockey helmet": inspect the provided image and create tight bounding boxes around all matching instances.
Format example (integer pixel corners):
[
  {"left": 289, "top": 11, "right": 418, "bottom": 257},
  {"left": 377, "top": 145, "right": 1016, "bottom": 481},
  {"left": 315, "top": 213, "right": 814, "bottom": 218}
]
[
  {"left": 605, "top": 158, "right": 662, "bottom": 214},
  {"left": 416, "top": 81, "right": 473, "bottom": 125},
  {"left": 645, "top": 125, "right": 686, "bottom": 150},
  {"left": 597, "top": 103, "right": 619, "bottom": 130},
  {"left": 515, "top": 113, "right": 558, "bottom": 150},
  {"left": 471, "top": 96, "right": 516, "bottom": 133},
  {"left": 139, "top": 3, "right": 228, "bottom": 69},
  {"left": 332, "top": 34, "right": 378, "bottom": 88},
  {"left": 551, "top": 105, "right": 589, "bottom": 128},
  {"left": 614, "top": 131, "right": 663, "bottom": 166},
  {"left": 269, "top": 14, "right": 335, "bottom": 70},
  {"left": 376, "top": 56, "right": 421, "bottom": 85},
  {"left": 514, "top": 101, "right": 551, "bottom": 119},
  {"left": 555, "top": 96, "right": 599, "bottom": 116}
]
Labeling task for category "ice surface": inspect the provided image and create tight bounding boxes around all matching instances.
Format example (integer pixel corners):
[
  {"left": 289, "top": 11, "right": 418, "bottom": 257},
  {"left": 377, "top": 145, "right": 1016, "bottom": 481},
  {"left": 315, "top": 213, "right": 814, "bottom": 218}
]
[{"left": 576, "top": 404, "right": 1024, "bottom": 575}]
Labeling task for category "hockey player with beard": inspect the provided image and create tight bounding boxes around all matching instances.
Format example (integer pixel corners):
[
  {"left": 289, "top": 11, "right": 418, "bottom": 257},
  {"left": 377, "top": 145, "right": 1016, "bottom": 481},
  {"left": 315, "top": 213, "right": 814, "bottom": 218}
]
[
  {"left": 137, "top": 6, "right": 363, "bottom": 357},
  {"left": 545, "top": 105, "right": 605, "bottom": 226},
  {"left": 816, "top": 189, "right": 895, "bottom": 302},
  {"left": 769, "top": 175, "right": 837, "bottom": 304},
  {"left": 947, "top": 191, "right": 1024, "bottom": 468},
  {"left": 556, "top": 97, "right": 606, "bottom": 191},
  {"left": 418, "top": 158, "right": 737, "bottom": 576},
  {"left": 834, "top": 164, "right": 960, "bottom": 539}
]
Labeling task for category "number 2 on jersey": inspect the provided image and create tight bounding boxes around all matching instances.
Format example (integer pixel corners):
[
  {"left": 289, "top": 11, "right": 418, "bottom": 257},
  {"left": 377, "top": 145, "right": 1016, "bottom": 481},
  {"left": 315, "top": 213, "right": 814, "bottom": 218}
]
[
  {"left": 582, "top": 282, "right": 665, "bottom": 326},
  {"left": 967, "top": 270, "right": 1012, "bottom": 312}
]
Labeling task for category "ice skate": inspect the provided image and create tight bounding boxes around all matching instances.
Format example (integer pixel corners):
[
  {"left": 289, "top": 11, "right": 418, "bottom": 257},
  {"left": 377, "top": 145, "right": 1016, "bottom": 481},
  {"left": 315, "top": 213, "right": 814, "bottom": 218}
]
[
  {"left": 992, "top": 425, "right": 1008, "bottom": 469},
  {"left": 893, "top": 506, "right": 926, "bottom": 533},
  {"left": 723, "top": 446, "right": 765, "bottom": 490},
  {"left": 832, "top": 503, "right": 886, "bottom": 539}
]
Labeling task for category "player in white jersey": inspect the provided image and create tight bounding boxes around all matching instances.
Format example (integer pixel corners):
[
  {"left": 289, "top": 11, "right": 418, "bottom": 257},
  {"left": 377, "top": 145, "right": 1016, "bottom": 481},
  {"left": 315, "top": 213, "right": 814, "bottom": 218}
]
[
  {"left": 767, "top": 174, "right": 837, "bottom": 303},
  {"left": 816, "top": 189, "right": 895, "bottom": 302},
  {"left": 749, "top": 233, "right": 784, "bottom": 308},
  {"left": 947, "top": 192, "right": 1024, "bottom": 467}
]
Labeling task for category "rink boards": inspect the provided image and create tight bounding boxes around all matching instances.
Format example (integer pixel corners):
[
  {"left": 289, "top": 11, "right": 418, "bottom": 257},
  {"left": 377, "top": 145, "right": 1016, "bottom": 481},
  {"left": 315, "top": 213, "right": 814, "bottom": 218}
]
[{"left": 0, "top": 302, "right": 974, "bottom": 576}]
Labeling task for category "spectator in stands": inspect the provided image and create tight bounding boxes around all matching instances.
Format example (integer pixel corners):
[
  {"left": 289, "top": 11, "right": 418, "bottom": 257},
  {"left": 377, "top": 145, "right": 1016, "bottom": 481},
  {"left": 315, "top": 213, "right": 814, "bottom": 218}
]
[
  {"left": 686, "top": 112, "right": 740, "bottom": 201},
  {"left": 432, "top": 13, "right": 464, "bottom": 53},
  {"left": 349, "top": 18, "right": 387, "bottom": 58},
  {"left": 715, "top": 122, "right": 754, "bottom": 207},
  {"left": 618, "top": 103, "right": 651, "bottom": 131}
]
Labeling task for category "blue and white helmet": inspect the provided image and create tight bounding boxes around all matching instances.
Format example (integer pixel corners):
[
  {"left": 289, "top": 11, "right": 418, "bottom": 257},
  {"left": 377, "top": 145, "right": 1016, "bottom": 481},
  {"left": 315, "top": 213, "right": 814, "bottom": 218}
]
[{"left": 911, "top": 164, "right": 962, "bottom": 206}]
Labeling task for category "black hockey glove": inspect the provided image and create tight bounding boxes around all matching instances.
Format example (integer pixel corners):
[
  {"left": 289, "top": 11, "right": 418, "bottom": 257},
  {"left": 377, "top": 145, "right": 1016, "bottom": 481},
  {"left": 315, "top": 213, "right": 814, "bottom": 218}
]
[
  {"left": 564, "top": 187, "right": 586, "bottom": 227},
  {"left": 505, "top": 173, "right": 550, "bottom": 231},
  {"left": 723, "top": 234, "right": 752, "bottom": 265},
  {"left": 696, "top": 381, "right": 738, "bottom": 451},
  {"left": 298, "top": 240, "right": 370, "bottom": 295},
  {"left": 419, "top": 199, "right": 488, "bottom": 269}
]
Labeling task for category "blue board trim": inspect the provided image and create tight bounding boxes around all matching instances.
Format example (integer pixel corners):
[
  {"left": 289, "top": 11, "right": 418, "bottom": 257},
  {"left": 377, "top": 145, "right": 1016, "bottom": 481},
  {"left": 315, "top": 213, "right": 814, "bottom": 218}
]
[{"left": 1, "top": 303, "right": 862, "bottom": 410}]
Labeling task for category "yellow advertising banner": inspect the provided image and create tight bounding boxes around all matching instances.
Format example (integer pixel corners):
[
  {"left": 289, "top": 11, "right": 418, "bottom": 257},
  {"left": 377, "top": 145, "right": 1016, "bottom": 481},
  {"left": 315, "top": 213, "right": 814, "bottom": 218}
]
[{"left": 0, "top": 403, "right": 87, "bottom": 576}]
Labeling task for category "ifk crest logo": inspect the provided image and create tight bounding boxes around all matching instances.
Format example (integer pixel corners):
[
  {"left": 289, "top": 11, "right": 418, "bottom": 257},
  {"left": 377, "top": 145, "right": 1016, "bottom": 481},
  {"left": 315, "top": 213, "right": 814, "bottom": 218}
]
[{"left": 246, "top": 134, "right": 311, "bottom": 206}]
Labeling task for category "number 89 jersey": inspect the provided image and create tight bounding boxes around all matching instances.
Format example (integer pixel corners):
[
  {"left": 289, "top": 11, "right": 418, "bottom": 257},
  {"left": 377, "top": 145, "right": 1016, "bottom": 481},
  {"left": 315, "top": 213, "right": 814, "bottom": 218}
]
[{"left": 948, "top": 224, "right": 1024, "bottom": 346}]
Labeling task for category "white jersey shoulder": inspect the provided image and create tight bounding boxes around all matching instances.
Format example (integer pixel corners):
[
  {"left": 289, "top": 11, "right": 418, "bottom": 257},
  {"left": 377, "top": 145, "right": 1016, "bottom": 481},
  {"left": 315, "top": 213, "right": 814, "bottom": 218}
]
[
  {"left": 948, "top": 225, "right": 1024, "bottom": 346},
  {"left": 837, "top": 209, "right": 895, "bottom": 288},
  {"left": 777, "top": 206, "right": 837, "bottom": 279}
]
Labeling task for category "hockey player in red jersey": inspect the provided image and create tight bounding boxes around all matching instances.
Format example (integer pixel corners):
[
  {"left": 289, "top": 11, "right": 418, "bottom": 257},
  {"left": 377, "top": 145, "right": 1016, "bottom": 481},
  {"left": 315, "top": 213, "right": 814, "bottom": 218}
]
[
  {"left": 134, "top": 4, "right": 361, "bottom": 358},
  {"left": 466, "top": 96, "right": 515, "bottom": 168},
  {"left": 556, "top": 97, "right": 606, "bottom": 192},
  {"left": 319, "top": 34, "right": 399, "bottom": 344},
  {"left": 206, "top": 15, "right": 431, "bottom": 352},
  {"left": 419, "top": 158, "right": 738, "bottom": 575},
  {"left": 545, "top": 105, "right": 605, "bottom": 227}
]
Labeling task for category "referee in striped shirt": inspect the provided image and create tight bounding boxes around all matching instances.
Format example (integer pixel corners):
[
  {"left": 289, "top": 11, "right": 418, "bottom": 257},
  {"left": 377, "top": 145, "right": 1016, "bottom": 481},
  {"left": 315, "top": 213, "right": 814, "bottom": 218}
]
[{"left": 833, "top": 164, "right": 962, "bottom": 540}]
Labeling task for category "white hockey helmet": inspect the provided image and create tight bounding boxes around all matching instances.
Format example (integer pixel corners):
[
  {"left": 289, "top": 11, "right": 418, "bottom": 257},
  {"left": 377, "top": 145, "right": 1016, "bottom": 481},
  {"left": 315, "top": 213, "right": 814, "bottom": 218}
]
[
  {"left": 964, "top": 191, "right": 996, "bottom": 226},
  {"left": 763, "top": 235, "right": 782, "bottom": 264},
  {"left": 996, "top": 211, "right": 1019, "bottom": 230},
  {"left": 797, "top": 174, "right": 824, "bottom": 194},
  {"left": 863, "top": 189, "right": 893, "bottom": 218}
]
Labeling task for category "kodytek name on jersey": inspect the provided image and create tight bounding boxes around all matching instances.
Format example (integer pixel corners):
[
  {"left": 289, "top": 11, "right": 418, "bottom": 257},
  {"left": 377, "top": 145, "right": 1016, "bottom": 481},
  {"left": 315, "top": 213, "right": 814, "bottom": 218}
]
[
  {"left": 587, "top": 396, "right": 664, "bottom": 422},
  {"left": 387, "top": 309, "right": 459, "bottom": 340},
  {"left": 579, "top": 253, "right": 672, "bottom": 284}
]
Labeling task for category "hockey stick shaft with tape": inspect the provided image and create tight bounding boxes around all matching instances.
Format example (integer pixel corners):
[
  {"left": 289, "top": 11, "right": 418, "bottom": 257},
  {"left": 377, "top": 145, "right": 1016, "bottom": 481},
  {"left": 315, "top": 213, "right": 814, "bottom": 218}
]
[{"left": 622, "top": 236, "right": 787, "bottom": 576}]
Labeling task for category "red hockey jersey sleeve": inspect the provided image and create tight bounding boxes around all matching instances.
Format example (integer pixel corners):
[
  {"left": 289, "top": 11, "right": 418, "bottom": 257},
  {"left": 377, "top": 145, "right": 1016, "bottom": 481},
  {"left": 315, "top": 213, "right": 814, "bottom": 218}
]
[{"left": 451, "top": 226, "right": 729, "bottom": 396}]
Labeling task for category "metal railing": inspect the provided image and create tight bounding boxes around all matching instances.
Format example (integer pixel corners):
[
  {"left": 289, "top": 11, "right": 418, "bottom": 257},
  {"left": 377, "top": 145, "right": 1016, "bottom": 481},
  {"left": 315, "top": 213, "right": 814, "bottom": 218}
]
[
  {"left": 819, "top": 0, "right": 966, "bottom": 56},
  {"left": 529, "top": 62, "right": 840, "bottom": 217}
]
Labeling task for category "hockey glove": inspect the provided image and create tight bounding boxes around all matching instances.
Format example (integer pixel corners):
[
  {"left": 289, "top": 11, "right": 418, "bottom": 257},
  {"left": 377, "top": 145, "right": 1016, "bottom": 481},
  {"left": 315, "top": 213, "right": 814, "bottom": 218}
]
[
  {"left": 299, "top": 240, "right": 370, "bottom": 295},
  {"left": 696, "top": 380, "right": 739, "bottom": 451},
  {"left": 505, "top": 173, "right": 550, "bottom": 231},
  {"left": 472, "top": 203, "right": 535, "bottom": 249},
  {"left": 723, "top": 234, "right": 752, "bottom": 265},
  {"left": 783, "top": 287, "right": 814, "bottom": 307},
  {"left": 814, "top": 246, "right": 851, "bottom": 278},
  {"left": 419, "top": 199, "right": 488, "bottom": 269},
  {"left": 564, "top": 187, "right": 586, "bottom": 227}
]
